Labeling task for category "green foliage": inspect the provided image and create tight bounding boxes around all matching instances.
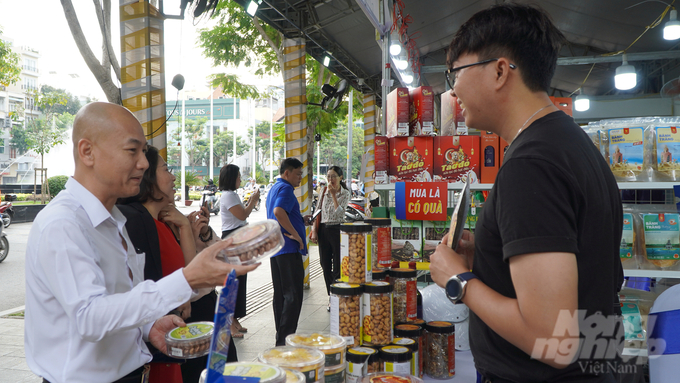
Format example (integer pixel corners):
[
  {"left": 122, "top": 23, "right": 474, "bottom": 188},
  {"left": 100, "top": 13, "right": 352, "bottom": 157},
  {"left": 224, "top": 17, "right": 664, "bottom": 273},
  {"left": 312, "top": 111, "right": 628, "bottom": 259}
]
[
  {"left": 25, "top": 118, "right": 66, "bottom": 158},
  {"left": 47, "top": 175, "right": 69, "bottom": 197},
  {"left": 315, "top": 121, "right": 366, "bottom": 179},
  {"left": 188, "top": 191, "right": 203, "bottom": 200},
  {"left": 0, "top": 28, "right": 20, "bottom": 86},
  {"left": 40, "top": 85, "right": 81, "bottom": 115},
  {"left": 10, "top": 125, "right": 28, "bottom": 154},
  {"left": 174, "top": 170, "right": 204, "bottom": 189}
]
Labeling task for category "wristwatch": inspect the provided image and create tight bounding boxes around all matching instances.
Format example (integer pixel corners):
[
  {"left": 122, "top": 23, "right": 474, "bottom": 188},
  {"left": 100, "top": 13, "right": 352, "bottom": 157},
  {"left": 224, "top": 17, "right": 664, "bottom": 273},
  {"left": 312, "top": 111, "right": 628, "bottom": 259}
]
[{"left": 445, "top": 272, "right": 478, "bottom": 304}]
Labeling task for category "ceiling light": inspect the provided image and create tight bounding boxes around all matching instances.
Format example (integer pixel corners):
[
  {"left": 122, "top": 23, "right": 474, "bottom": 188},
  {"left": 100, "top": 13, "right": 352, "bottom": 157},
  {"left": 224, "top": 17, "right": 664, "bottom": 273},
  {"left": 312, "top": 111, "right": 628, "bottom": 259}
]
[
  {"left": 665, "top": 10, "right": 680, "bottom": 40},
  {"left": 615, "top": 54, "right": 636, "bottom": 90},
  {"left": 396, "top": 59, "right": 408, "bottom": 70},
  {"left": 390, "top": 43, "right": 402, "bottom": 56},
  {"left": 402, "top": 74, "right": 413, "bottom": 84},
  {"left": 574, "top": 92, "right": 590, "bottom": 112},
  {"left": 323, "top": 56, "right": 330, "bottom": 67},
  {"left": 246, "top": 0, "right": 259, "bottom": 16}
]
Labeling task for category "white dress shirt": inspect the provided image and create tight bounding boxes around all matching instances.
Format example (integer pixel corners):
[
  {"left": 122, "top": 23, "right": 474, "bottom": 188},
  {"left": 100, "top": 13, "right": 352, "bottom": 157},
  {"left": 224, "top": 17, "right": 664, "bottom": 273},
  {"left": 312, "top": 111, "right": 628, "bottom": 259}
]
[{"left": 24, "top": 177, "right": 194, "bottom": 383}]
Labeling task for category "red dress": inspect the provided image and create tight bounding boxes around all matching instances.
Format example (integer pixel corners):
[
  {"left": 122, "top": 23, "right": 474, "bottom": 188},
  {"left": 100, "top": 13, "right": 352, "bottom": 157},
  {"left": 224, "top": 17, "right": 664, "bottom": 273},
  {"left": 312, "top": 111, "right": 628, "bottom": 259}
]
[{"left": 150, "top": 219, "right": 186, "bottom": 383}]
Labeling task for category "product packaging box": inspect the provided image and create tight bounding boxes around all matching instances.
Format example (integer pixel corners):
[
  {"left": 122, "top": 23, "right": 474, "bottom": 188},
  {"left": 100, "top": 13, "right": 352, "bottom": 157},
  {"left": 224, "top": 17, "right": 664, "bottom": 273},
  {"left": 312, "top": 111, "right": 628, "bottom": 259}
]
[
  {"left": 440, "top": 92, "right": 466, "bottom": 136},
  {"left": 410, "top": 86, "right": 435, "bottom": 136},
  {"left": 422, "top": 208, "right": 454, "bottom": 262},
  {"left": 480, "top": 131, "right": 500, "bottom": 183},
  {"left": 433, "top": 136, "right": 480, "bottom": 183},
  {"left": 388, "top": 136, "right": 434, "bottom": 183},
  {"left": 386, "top": 87, "right": 411, "bottom": 137},
  {"left": 390, "top": 207, "right": 422, "bottom": 263},
  {"left": 550, "top": 96, "right": 573, "bottom": 117},
  {"left": 374, "top": 136, "right": 390, "bottom": 184},
  {"left": 499, "top": 137, "right": 509, "bottom": 166}
]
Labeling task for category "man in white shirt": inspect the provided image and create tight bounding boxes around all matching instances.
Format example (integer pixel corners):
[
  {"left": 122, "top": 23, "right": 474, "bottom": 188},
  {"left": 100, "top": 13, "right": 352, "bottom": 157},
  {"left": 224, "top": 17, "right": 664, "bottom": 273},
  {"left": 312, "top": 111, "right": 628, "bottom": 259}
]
[{"left": 24, "top": 102, "right": 258, "bottom": 383}]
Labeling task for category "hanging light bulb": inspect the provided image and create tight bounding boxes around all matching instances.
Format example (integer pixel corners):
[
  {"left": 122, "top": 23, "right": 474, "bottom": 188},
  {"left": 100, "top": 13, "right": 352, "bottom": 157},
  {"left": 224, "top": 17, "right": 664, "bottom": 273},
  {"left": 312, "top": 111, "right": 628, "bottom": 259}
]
[
  {"left": 615, "top": 54, "right": 637, "bottom": 90},
  {"left": 665, "top": 9, "right": 680, "bottom": 40},
  {"left": 402, "top": 74, "right": 413, "bottom": 84},
  {"left": 396, "top": 59, "right": 408, "bottom": 70},
  {"left": 574, "top": 89, "right": 590, "bottom": 112},
  {"left": 390, "top": 42, "right": 402, "bottom": 56}
]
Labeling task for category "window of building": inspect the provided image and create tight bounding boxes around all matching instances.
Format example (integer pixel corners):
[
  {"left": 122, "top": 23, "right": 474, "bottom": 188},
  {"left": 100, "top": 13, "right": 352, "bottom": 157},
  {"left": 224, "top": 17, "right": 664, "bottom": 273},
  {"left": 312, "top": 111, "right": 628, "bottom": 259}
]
[
  {"left": 17, "top": 162, "right": 29, "bottom": 171},
  {"left": 3, "top": 176, "right": 17, "bottom": 184},
  {"left": 23, "top": 77, "right": 37, "bottom": 91},
  {"left": 0, "top": 138, "right": 5, "bottom": 154},
  {"left": 23, "top": 58, "right": 37, "bottom": 73}
]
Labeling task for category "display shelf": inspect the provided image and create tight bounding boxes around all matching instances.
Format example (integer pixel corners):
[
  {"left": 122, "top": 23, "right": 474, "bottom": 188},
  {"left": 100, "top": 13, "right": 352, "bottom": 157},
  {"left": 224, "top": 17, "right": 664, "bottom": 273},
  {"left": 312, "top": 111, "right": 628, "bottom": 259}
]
[
  {"left": 622, "top": 348, "right": 648, "bottom": 357},
  {"left": 623, "top": 269, "right": 680, "bottom": 278},
  {"left": 617, "top": 182, "right": 678, "bottom": 190}
]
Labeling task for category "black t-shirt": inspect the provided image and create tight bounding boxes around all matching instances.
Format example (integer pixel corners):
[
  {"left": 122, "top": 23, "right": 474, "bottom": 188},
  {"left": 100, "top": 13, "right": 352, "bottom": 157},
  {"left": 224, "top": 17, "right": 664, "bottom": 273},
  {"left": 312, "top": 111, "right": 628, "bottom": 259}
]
[{"left": 471, "top": 111, "right": 624, "bottom": 382}]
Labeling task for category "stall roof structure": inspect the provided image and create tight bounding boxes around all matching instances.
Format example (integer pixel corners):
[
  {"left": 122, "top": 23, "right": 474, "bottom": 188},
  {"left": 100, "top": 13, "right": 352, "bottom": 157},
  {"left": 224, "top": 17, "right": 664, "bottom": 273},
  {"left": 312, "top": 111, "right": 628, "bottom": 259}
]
[{"left": 233, "top": 0, "right": 680, "bottom": 103}]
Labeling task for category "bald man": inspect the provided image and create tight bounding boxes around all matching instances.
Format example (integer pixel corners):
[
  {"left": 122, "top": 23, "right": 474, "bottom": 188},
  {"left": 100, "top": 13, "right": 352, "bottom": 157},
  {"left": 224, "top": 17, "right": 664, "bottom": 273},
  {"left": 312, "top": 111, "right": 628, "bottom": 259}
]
[{"left": 24, "top": 102, "right": 257, "bottom": 383}]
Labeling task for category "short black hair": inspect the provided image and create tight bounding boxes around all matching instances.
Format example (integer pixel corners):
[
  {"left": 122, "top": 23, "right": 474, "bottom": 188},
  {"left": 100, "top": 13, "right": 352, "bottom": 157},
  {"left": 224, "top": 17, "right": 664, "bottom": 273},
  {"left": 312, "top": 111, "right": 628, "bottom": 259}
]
[
  {"left": 279, "top": 157, "right": 303, "bottom": 175},
  {"left": 219, "top": 164, "right": 240, "bottom": 191},
  {"left": 118, "top": 145, "right": 163, "bottom": 205},
  {"left": 446, "top": 3, "right": 565, "bottom": 93}
]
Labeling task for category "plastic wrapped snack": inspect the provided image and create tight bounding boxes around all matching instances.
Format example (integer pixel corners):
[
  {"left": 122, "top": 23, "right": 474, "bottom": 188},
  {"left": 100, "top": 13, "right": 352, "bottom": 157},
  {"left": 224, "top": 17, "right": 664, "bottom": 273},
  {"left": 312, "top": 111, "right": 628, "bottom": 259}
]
[
  {"left": 221, "top": 362, "right": 287, "bottom": 383},
  {"left": 619, "top": 287, "right": 658, "bottom": 350},
  {"left": 650, "top": 117, "right": 680, "bottom": 181},
  {"left": 635, "top": 206, "right": 680, "bottom": 270},
  {"left": 601, "top": 118, "right": 654, "bottom": 181},
  {"left": 286, "top": 333, "right": 347, "bottom": 368},
  {"left": 165, "top": 321, "right": 214, "bottom": 358},
  {"left": 219, "top": 220, "right": 284, "bottom": 265},
  {"left": 259, "top": 346, "right": 326, "bottom": 383},
  {"left": 620, "top": 206, "right": 639, "bottom": 270}
]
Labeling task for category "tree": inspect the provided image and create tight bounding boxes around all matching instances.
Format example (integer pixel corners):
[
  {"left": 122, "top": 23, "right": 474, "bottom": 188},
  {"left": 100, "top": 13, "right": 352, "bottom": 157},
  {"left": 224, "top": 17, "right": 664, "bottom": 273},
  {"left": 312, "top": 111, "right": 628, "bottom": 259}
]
[
  {"left": 40, "top": 85, "right": 82, "bottom": 115},
  {"left": 212, "top": 129, "right": 249, "bottom": 167},
  {"left": 10, "top": 125, "right": 29, "bottom": 154},
  {"left": 59, "top": 0, "right": 121, "bottom": 104},
  {"left": 0, "top": 27, "right": 20, "bottom": 86}
]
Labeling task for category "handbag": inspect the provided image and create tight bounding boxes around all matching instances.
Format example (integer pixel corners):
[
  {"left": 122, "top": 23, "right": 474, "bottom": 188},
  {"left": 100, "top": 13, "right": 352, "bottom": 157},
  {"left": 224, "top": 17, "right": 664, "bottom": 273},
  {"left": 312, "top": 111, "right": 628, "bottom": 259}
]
[{"left": 312, "top": 187, "right": 327, "bottom": 236}]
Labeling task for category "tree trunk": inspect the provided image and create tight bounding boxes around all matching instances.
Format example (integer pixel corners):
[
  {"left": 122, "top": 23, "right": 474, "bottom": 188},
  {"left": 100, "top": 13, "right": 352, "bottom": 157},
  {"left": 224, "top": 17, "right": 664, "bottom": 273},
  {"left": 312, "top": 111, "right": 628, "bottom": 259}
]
[{"left": 60, "top": 0, "right": 121, "bottom": 104}]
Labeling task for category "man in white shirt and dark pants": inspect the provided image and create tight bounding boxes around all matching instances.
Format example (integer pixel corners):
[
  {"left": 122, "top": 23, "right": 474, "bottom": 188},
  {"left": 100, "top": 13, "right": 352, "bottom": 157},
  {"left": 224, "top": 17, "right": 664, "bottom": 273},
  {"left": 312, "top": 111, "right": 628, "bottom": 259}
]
[{"left": 24, "top": 102, "right": 258, "bottom": 383}]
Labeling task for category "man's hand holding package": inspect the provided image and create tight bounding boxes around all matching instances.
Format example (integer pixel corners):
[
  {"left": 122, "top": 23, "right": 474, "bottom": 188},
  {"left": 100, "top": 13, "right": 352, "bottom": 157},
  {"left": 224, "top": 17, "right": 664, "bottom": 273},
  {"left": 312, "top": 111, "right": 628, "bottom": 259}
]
[
  {"left": 150, "top": 315, "right": 186, "bottom": 355},
  {"left": 182, "top": 238, "right": 259, "bottom": 289},
  {"left": 429, "top": 230, "right": 475, "bottom": 288}
]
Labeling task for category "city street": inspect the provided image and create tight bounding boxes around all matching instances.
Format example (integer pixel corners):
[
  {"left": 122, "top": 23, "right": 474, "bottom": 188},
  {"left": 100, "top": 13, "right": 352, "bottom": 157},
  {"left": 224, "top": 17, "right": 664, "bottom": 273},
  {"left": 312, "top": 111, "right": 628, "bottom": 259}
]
[{"left": 0, "top": 199, "right": 269, "bottom": 314}]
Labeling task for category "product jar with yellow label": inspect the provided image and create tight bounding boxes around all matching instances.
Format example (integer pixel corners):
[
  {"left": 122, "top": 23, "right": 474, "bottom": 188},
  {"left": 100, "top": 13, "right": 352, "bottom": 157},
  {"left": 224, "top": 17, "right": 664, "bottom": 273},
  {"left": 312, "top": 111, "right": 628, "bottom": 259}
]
[
  {"left": 286, "top": 333, "right": 347, "bottom": 369},
  {"left": 424, "top": 321, "right": 455, "bottom": 379},
  {"left": 379, "top": 345, "right": 412, "bottom": 375},
  {"left": 165, "top": 321, "right": 213, "bottom": 358},
  {"left": 258, "top": 346, "right": 326, "bottom": 383},
  {"left": 394, "top": 325, "right": 423, "bottom": 378},
  {"left": 339, "top": 223, "right": 373, "bottom": 283},
  {"left": 346, "top": 347, "right": 379, "bottom": 383},
  {"left": 330, "top": 283, "right": 364, "bottom": 347},
  {"left": 390, "top": 269, "right": 418, "bottom": 324},
  {"left": 362, "top": 282, "right": 393, "bottom": 346},
  {"left": 392, "top": 338, "right": 419, "bottom": 378}
]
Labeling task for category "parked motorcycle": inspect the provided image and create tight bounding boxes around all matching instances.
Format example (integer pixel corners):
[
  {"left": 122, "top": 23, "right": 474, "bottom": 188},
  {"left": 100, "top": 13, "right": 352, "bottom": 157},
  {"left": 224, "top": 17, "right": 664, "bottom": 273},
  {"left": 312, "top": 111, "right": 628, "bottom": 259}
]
[
  {"left": 242, "top": 188, "right": 261, "bottom": 211},
  {"left": 345, "top": 197, "right": 366, "bottom": 222},
  {"left": 0, "top": 220, "right": 9, "bottom": 263},
  {"left": 0, "top": 198, "right": 14, "bottom": 228},
  {"left": 200, "top": 190, "right": 220, "bottom": 215}
]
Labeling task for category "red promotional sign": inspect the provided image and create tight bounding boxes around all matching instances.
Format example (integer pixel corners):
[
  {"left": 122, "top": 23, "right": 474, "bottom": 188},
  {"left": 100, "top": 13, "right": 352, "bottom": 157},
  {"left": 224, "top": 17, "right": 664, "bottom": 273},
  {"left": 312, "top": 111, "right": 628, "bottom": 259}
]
[{"left": 395, "top": 182, "right": 448, "bottom": 221}]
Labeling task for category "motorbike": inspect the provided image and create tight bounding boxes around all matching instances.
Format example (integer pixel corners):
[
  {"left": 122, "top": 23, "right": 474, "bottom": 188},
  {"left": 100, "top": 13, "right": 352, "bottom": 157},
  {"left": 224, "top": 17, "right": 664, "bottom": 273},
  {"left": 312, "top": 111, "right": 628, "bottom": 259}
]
[
  {"left": 200, "top": 189, "right": 220, "bottom": 215},
  {"left": 345, "top": 197, "right": 367, "bottom": 222},
  {"left": 242, "top": 188, "right": 261, "bottom": 211},
  {"left": 0, "top": 220, "right": 9, "bottom": 263},
  {"left": 0, "top": 199, "right": 14, "bottom": 228}
]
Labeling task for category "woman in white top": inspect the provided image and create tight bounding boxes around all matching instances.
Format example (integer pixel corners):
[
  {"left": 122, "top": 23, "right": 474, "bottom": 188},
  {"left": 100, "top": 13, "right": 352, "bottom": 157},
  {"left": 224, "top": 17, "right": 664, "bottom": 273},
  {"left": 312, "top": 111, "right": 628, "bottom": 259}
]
[
  {"left": 309, "top": 166, "right": 351, "bottom": 300},
  {"left": 219, "top": 164, "right": 260, "bottom": 336}
]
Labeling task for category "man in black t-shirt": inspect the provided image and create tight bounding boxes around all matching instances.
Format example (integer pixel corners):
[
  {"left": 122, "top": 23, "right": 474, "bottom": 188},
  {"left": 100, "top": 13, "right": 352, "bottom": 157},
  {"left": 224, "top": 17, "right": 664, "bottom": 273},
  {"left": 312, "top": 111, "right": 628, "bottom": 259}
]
[{"left": 429, "top": 4, "right": 624, "bottom": 383}]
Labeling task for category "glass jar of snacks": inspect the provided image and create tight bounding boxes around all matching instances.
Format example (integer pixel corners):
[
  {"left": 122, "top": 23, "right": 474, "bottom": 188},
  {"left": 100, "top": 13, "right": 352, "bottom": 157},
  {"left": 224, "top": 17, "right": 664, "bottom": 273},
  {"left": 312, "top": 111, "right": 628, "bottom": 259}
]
[
  {"left": 365, "top": 218, "right": 392, "bottom": 270},
  {"left": 362, "top": 282, "right": 393, "bottom": 346},
  {"left": 219, "top": 220, "right": 285, "bottom": 265},
  {"left": 165, "top": 321, "right": 213, "bottom": 358},
  {"left": 346, "top": 347, "right": 379, "bottom": 383},
  {"left": 390, "top": 269, "right": 418, "bottom": 324},
  {"left": 286, "top": 333, "right": 347, "bottom": 369},
  {"left": 371, "top": 269, "right": 387, "bottom": 282},
  {"left": 394, "top": 324, "right": 423, "bottom": 378},
  {"left": 424, "top": 321, "right": 455, "bottom": 379},
  {"left": 330, "top": 283, "right": 363, "bottom": 347},
  {"left": 339, "top": 223, "right": 373, "bottom": 283},
  {"left": 258, "top": 346, "right": 326, "bottom": 383},
  {"left": 379, "top": 345, "right": 412, "bottom": 375},
  {"left": 392, "top": 338, "right": 419, "bottom": 378}
]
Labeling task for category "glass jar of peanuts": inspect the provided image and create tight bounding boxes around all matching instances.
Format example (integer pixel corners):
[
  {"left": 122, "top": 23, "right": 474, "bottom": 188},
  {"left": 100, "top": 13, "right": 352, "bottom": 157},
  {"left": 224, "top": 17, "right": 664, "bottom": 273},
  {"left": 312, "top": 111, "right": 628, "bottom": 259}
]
[
  {"left": 339, "top": 223, "right": 373, "bottom": 284},
  {"left": 330, "top": 282, "right": 364, "bottom": 347},
  {"left": 361, "top": 282, "right": 393, "bottom": 346}
]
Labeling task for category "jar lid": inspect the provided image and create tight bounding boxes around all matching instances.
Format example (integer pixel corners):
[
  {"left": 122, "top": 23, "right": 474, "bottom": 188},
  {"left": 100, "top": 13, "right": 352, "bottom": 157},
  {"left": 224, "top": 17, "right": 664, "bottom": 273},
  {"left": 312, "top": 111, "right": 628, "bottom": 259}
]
[
  {"left": 392, "top": 338, "right": 417, "bottom": 352},
  {"left": 282, "top": 368, "right": 306, "bottom": 383},
  {"left": 371, "top": 269, "right": 387, "bottom": 281},
  {"left": 425, "top": 321, "right": 455, "bottom": 334},
  {"left": 389, "top": 268, "right": 417, "bottom": 278},
  {"left": 330, "top": 282, "right": 363, "bottom": 295},
  {"left": 361, "top": 373, "right": 423, "bottom": 383},
  {"left": 364, "top": 218, "right": 391, "bottom": 227},
  {"left": 346, "top": 347, "right": 378, "bottom": 364},
  {"left": 166, "top": 321, "right": 214, "bottom": 342},
  {"left": 394, "top": 324, "right": 422, "bottom": 338},
  {"left": 324, "top": 362, "right": 346, "bottom": 375},
  {"left": 363, "top": 281, "right": 393, "bottom": 294},
  {"left": 219, "top": 220, "right": 284, "bottom": 265},
  {"left": 258, "top": 346, "right": 326, "bottom": 369},
  {"left": 338, "top": 223, "right": 373, "bottom": 233},
  {"left": 285, "top": 333, "right": 346, "bottom": 351},
  {"left": 378, "top": 346, "right": 412, "bottom": 363},
  {"left": 221, "top": 362, "right": 287, "bottom": 383}
]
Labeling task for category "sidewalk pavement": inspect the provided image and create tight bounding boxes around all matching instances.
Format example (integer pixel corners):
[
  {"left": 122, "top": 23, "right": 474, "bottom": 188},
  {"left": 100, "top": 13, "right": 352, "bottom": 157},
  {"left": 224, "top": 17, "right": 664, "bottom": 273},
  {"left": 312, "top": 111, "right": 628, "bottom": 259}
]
[{"left": 0, "top": 244, "right": 329, "bottom": 383}]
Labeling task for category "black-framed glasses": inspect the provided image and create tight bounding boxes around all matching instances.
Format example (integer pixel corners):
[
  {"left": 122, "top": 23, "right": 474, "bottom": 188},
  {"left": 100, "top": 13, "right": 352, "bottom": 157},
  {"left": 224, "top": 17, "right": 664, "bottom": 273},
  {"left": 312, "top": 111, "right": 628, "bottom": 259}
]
[{"left": 445, "top": 58, "right": 517, "bottom": 89}]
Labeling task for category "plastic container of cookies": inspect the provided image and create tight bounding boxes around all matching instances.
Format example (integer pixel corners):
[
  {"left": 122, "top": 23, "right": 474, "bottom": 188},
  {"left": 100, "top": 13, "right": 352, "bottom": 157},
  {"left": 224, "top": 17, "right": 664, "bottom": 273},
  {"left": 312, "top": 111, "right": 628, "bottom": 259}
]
[
  {"left": 165, "top": 321, "right": 213, "bottom": 358},
  {"left": 324, "top": 362, "right": 346, "bottom": 383},
  {"left": 286, "top": 333, "right": 347, "bottom": 368},
  {"left": 219, "top": 220, "right": 285, "bottom": 265},
  {"left": 221, "top": 362, "right": 287, "bottom": 383},
  {"left": 283, "top": 368, "right": 307, "bottom": 383},
  {"left": 258, "top": 346, "right": 326, "bottom": 383},
  {"left": 361, "top": 372, "right": 423, "bottom": 383}
]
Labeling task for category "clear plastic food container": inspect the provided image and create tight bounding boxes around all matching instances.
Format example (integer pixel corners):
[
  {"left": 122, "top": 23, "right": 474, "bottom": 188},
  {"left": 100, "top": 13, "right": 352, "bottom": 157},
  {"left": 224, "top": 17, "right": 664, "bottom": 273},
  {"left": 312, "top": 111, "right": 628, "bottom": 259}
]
[
  {"left": 379, "top": 345, "right": 412, "bottom": 375},
  {"left": 393, "top": 338, "right": 419, "bottom": 378},
  {"left": 346, "top": 347, "right": 379, "bottom": 383},
  {"left": 324, "top": 362, "right": 346, "bottom": 383},
  {"left": 330, "top": 283, "right": 363, "bottom": 348},
  {"left": 222, "top": 362, "right": 287, "bottom": 383},
  {"left": 365, "top": 218, "right": 392, "bottom": 270},
  {"left": 283, "top": 368, "right": 307, "bottom": 383},
  {"left": 165, "top": 321, "right": 213, "bottom": 358},
  {"left": 390, "top": 269, "right": 418, "bottom": 324},
  {"left": 286, "top": 332, "right": 347, "bottom": 368},
  {"left": 259, "top": 346, "right": 326, "bottom": 383},
  {"left": 340, "top": 223, "right": 373, "bottom": 284},
  {"left": 362, "top": 282, "right": 393, "bottom": 346},
  {"left": 361, "top": 372, "right": 423, "bottom": 383},
  {"left": 424, "top": 321, "right": 455, "bottom": 379},
  {"left": 394, "top": 325, "right": 423, "bottom": 378},
  {"left": 219, "top": 220, "right": 284, "bottom": 265}
]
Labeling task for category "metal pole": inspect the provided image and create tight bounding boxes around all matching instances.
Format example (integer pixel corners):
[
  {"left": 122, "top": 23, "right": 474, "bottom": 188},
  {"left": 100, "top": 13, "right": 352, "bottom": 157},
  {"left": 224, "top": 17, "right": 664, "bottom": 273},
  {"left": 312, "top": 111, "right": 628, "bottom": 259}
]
[
  {"left": 346, "top": 89, "right": 353, "bottom": 190},
  {"left": 270, "top": 94, "right": 273, "bottom": 181},
  {"left": 252, "top": 99, "right": 256, "bottom": 181},
  {"left": 209, "top": 87, "right": 214, "bottom": 180},
  {"left": 233, "top": 98, "right": 237, "bottom": 163},
  {"left": 381, "top": 0, "right": 390, "bottom": 136},
  {"left": 317, "top": 141, "right": 320, "bottom": 178},
  {"left": 181, "top": 92, "right": 186, "bottom": 203}
]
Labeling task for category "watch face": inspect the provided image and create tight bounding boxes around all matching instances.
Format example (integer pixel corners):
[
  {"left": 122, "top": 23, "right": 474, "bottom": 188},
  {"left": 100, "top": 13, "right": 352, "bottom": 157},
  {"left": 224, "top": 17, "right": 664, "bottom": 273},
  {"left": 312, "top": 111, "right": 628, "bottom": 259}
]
[{"left": 446, "top": 278, "right": 462, "bottom": 300}]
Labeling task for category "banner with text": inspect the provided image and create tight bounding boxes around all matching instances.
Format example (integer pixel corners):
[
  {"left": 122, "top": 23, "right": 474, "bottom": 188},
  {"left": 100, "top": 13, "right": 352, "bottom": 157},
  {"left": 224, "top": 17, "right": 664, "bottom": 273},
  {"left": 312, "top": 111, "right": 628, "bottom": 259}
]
[{"left": 395, "top": 182, "right": 448, "bottom": 221}]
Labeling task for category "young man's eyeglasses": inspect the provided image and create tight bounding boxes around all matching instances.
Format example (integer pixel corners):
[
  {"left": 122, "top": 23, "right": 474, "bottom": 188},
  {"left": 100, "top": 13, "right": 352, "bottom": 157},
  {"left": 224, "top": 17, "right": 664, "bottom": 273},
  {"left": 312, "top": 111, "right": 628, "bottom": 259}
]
[{"left": 445, "top": 58, "right": 517, "bottom": 89}]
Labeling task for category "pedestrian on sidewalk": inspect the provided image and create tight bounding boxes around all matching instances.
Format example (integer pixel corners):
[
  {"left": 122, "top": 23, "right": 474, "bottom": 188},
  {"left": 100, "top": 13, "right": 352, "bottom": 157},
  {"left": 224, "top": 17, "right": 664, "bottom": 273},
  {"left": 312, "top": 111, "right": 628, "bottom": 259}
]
[
  {"left": 265, "top": 158, "right": 312, "bottom": 346},
  {"left": 24, "top": 102, "right": 258, "bottom": 383}
]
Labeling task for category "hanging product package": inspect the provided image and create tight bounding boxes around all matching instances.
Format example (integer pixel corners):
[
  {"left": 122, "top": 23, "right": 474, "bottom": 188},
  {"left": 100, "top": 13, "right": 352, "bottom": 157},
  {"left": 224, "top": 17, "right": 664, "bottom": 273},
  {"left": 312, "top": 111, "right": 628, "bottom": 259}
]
[
  {"left": 618, "top": 287, "right": 658, "bottom": 351},
  {"left": 635, "top": 205, "right": 680, "bottom": 270},
  {"left": 601, "top": 118, "right": 654, "bottom": 182},
  {"left": 620, "top": 205, "right": 640, "bottom": 270},
  {"left": 205, "top": 270, "right": 239, "bottom": 383},
  {"left": 649, "top": 116, "right": 680, "bottom": 181}
]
